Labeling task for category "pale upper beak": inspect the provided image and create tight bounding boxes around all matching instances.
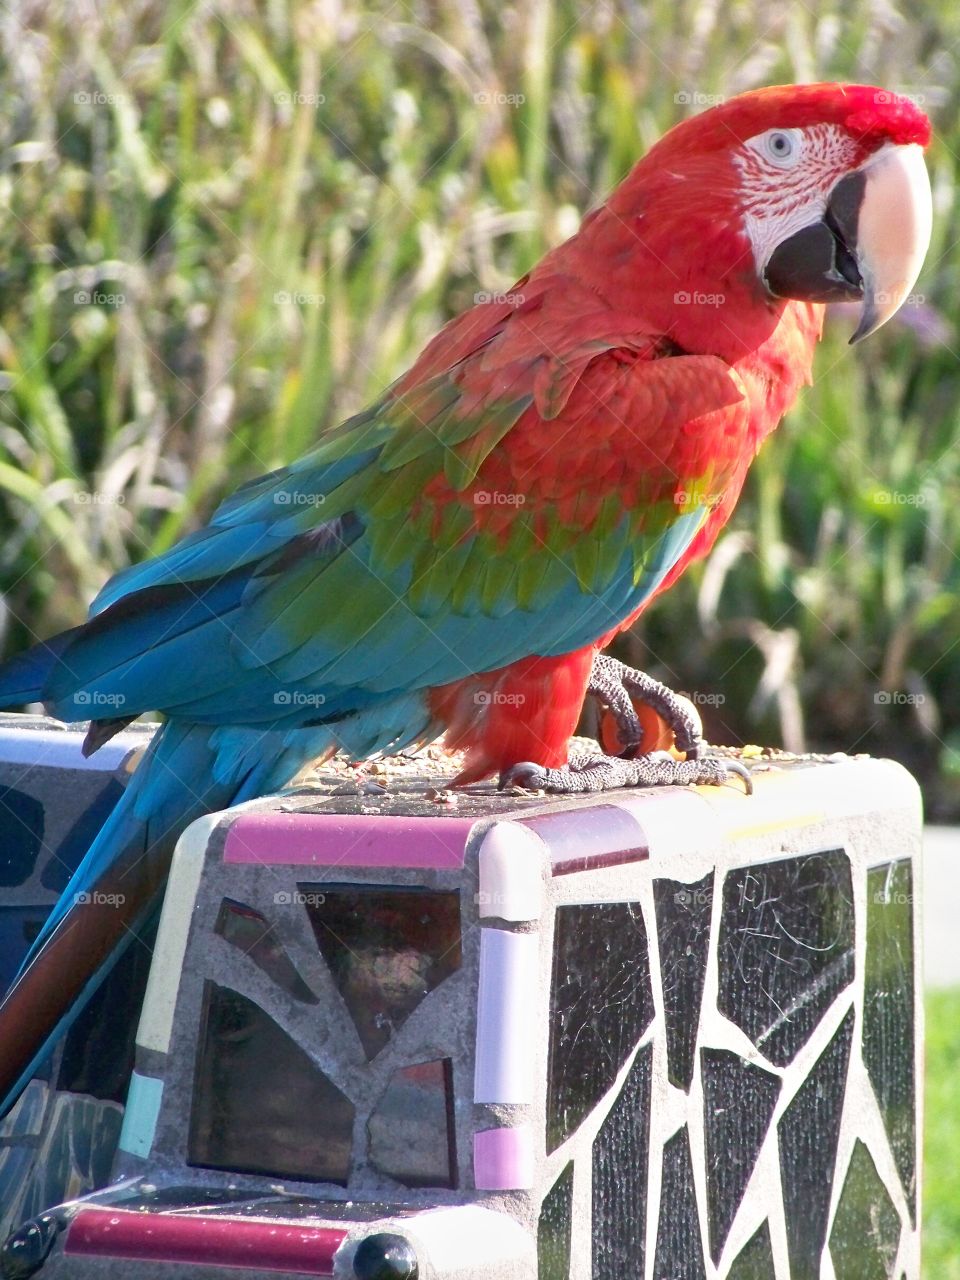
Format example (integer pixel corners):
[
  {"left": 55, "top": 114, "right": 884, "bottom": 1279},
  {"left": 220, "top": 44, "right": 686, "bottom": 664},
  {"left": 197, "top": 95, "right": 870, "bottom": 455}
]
[
  {"left": 763, "top": 141, "right": 933, "bottom": 345},
  {"left": 848, "top": 143, "right": 933, "bottom": 343}
]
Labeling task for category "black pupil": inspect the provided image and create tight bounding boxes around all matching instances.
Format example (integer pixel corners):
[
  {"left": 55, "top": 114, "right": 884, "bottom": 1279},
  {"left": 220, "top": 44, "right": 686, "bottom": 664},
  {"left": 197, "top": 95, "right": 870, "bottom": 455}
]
[{"left": 773, "top": 135, "right": 788, "bottom": 152}]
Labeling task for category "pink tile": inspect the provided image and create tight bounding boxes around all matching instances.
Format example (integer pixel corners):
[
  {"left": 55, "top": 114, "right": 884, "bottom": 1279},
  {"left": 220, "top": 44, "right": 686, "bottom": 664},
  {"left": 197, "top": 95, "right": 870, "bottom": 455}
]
[
  {"left": 224, "top": 812, "right": 473, "bottom": 869},
  {"left": 66, "top": 1209, "right": 345, "bottom": 1273},
  {"left": 519, "top": 803, "right": 649, "bottom": 875},
  {"left": 473, "top": 1126, "right": 535, "bottom": 1190}
]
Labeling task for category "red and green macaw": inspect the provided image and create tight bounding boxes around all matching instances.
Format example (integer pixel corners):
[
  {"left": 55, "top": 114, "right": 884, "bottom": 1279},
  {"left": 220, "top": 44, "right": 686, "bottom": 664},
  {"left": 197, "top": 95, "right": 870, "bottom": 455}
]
[{"left": 0, "top": 83, "right": 932, "bottom": 1114}]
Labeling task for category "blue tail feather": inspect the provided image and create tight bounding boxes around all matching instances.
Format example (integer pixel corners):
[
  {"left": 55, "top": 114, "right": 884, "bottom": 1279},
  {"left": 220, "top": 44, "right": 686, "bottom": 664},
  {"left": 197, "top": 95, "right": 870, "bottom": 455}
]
[
  {"left": 22, "top": 721, "right": 229, "bottom": 960},
  {"left": 0, "top": 720, "right": 240, "bottom": 1118}
]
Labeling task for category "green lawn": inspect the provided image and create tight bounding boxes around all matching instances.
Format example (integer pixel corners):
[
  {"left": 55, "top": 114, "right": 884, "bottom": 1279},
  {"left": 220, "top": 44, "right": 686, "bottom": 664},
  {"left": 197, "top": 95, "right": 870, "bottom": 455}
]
[{"left": 924, "top": 988, "right": 960, "bottom": 1275}]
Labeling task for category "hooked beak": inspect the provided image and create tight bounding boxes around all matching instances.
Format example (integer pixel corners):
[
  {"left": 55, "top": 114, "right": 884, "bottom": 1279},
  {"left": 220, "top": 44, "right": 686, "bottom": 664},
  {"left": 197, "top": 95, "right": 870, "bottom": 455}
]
[{"left": 763, "top": 143, "right": 932, "bottom": 344}]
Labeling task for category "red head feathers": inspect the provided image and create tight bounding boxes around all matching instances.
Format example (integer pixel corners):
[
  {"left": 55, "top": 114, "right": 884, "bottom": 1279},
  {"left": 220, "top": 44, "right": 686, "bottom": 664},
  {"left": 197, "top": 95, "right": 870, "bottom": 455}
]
[{"left": 649, "top": 83, "right": 931, "bottom": 159}]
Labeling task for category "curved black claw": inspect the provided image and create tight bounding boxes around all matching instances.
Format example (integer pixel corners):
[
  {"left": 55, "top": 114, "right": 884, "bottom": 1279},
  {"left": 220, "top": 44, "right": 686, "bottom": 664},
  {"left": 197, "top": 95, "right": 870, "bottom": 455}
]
[
  {"left": 588, "top": 652, "right": 704, "bottom": 756},
  {"left": 499, "top": 750, "right": 752, "bottom": 796},
  {"left": 715, "top": 757, "right": 754, "bottom": 794},
  {"left": 498, "top": 761, "right": 548, "bottom": 792}
]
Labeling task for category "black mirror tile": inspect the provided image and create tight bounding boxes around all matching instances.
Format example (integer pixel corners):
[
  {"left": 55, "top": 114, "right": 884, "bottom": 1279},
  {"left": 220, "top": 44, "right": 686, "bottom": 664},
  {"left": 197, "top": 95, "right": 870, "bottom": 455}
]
[
  {"left": 654, "top": 1124, "right": 705, "bottom": 1280},
  {"left": 40, "top": 779, "right": 125, "bottom": 891},
  {"left": 188, "top": 982, "right": 355, "bottom": 1184},
  {"left": 829, "top": 1140, "right": 901, "bottom": 1280},
  {"left": 727, "top": 1220, "right": 776, "bottom": 1280},
  {"left": 718, "top": 849, "right": 854, "bottom": 1067},
  {"left": 538, "top": 1161, "right": 574, "bottom": 1280},
  {"left": 864, "top": 860, "right": 916, "bottom": 1222},
  {"left": 702, "top": 1049, "right": 781, "bottom": 1263},
  {"left": 301, "top": 885, "right": 461, "bottom": 1060},
  {"left": 547, "top": 902, "right": 654, "bottom": 1151},
  {"left": 0, "top": 907, "right": 49, "bottom": 997},
  {"left": 215, "top": 898, "right": 318, "bottom": 1004},
  {"left": 367, "top": 1058, "right": 456, "bottom": 1188},
  {"left": 778, "top": 1007, "right": 855, "bottom": 1280},
  {"left": 592, "top": 1043, "right": 653, "bottom": 1280},
  {"left": 57, "top": 909, "right": 159, "bottom": 1103},
  {"left": 654, "top": 874, "right": 713, "bottom": 1091},
  {"left": 23, "top": 1090, "right": 122, "bottom": 1219},
  {"left": 0, "top": 787, "right": 44, "bottom": 886}
]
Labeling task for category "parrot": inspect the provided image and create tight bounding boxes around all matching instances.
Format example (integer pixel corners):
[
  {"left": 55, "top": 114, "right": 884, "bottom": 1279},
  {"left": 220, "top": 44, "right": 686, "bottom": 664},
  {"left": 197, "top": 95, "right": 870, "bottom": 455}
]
[{"left": 0, "top": 83, "right": 932, "bottom": 1118}]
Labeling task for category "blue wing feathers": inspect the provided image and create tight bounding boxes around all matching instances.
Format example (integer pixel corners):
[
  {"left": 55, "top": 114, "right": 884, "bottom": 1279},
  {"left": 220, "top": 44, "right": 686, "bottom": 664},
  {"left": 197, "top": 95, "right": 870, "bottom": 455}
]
[
  {"left": 0, "top": 507, "right": 706, "bottom": 728},
  {"left": 0, "top": 629, "right": 82, "bottom": 708},
  {"left": 90, "top": 523, "right": 279, "bottom": 615}
]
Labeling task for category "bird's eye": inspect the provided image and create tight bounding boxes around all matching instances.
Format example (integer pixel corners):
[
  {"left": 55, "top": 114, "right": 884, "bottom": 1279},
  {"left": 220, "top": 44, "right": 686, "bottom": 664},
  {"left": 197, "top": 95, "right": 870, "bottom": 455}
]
[{"left": 762, "top": 129, "right": 801, "bottom": 167}]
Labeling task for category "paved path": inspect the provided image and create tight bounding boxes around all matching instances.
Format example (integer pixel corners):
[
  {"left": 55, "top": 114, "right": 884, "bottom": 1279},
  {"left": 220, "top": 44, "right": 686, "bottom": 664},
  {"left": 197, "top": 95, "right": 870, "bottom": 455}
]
[{"left": 923, "top": 826, "right": 960, "bottom": 988}]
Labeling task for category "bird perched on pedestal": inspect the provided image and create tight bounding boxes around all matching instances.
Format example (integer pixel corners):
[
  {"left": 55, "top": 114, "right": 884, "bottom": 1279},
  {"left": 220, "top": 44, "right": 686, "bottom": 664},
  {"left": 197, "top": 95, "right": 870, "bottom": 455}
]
[{"left": 0, "top": 83, "right": 932, "bottom": 1115}]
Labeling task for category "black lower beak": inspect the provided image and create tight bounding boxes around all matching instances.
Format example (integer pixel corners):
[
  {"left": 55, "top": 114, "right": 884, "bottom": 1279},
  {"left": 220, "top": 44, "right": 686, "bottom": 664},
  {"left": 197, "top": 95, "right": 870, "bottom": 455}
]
[{"left": 763, "top": 171, "right": 866, "bottom": 304}]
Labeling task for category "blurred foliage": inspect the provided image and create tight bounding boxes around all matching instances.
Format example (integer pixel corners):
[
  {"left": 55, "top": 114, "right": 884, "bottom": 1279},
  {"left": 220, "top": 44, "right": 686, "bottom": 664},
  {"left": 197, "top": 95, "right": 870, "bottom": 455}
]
[
  {"left": 924, "top": 987, "right": 960, "bottom": 1277},
  {"left": 0, "top": 0, "right": 959, "bottom": 811}
]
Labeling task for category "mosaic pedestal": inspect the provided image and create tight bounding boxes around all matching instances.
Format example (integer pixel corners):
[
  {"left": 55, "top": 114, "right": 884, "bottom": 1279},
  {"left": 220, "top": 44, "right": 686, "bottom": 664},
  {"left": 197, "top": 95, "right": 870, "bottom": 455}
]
[{"left": 0, "top": 723, "right": 922, "bottom": 1280}]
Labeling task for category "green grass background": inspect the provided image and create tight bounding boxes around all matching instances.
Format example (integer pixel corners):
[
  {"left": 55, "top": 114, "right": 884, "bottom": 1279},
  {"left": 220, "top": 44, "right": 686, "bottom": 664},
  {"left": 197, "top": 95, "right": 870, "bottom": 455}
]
[{"left": 925, "top": 989, "right": 960, "bottom": 1275}]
